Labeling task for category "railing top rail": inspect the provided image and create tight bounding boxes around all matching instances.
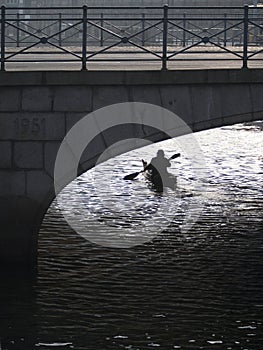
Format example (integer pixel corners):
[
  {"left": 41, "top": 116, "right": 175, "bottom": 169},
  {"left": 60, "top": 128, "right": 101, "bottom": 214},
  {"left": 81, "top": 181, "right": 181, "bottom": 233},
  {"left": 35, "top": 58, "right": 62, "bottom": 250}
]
[{"left": 1, "top": 6, "right": 254, "bottom": 11}]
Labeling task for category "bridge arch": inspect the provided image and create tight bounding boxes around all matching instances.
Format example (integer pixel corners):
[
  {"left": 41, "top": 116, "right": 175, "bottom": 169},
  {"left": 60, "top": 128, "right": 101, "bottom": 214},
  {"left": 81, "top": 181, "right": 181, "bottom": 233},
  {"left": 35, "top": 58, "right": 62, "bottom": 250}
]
[{"left": 0, "top": 70, "right": 263, "bottom": 268}]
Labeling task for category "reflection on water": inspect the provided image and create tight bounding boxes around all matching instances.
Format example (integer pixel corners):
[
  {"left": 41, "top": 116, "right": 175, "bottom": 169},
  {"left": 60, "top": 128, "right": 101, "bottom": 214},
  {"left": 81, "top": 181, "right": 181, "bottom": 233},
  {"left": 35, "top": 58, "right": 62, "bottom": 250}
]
[{"left": 0, "top": 124, "right": 262, "bottom": 350}]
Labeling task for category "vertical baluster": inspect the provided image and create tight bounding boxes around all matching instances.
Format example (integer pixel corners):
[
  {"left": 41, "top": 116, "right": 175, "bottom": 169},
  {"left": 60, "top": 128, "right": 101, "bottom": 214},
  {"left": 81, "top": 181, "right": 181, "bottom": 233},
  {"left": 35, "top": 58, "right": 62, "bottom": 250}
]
[
  {"left": 162, "top": 4, "right": 168, "bottom": 70},
  {"left": 58, "top": 13, "right": 62, "bottom": 47},
  {"left": 82, "top": 5, "right": 87, "bottom": 70},
  {"left": 243, "top": 5, "right": 249, "bottom": 68},
  {"left": 142, "top": 13, "right": 145, "bottom": 46},
  {"left": 183, "top": 13, "right": 186, "bottom": 47},
  {"left": 100, "top": 13, "right": 104, "bottom": 47},
  {"left": 16, "top": 12, "right": 20, "bottom": 48},
  {"left": 253, "top": 2, "right": 258, "bottom": 45},
  {"left": 224, "top": 13, "right": 227, "bottom": 47},
  {"left": 1, "top": 5, "right": 6, "bottom": 71}
]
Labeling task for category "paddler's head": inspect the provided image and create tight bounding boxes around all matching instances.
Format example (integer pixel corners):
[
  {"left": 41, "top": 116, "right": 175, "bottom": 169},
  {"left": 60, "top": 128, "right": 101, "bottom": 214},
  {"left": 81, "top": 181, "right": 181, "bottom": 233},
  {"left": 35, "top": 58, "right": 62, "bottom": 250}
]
[{"left": 157, "top": 149, "right": 164, "bottom": 158}]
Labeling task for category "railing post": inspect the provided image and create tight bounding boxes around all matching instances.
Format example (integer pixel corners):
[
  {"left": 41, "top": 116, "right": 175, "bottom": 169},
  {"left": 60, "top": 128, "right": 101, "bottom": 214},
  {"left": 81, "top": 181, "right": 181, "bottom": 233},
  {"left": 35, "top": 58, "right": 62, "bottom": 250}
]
[
  {"left": 100, "top": 13, "right": 103, "bottom": 47},
  {"left": 253, "top": 3, "right": 258, "bottom": 45},
  {"left": 182, "top": 13, "right": 186, "bottom": 47},
  {"left": 16, "top": 12, "right": 20, "bottom": 48},
  {"left": 1, "top": 5, "right": 6, "bottom": 71},
  {"left": 243, "top": 4, "right": 249, "bottom": 68},
  {"left": 224, "top": 13, "right": 227, "bottom": 47},
  {"left": 58, "top": 13, "right": 62, "bottom": 47},
  {"left": 82, "top": 5, "right": 87, "bottom": 70},
  {"left": 162, "top": 4, "right": 168, "bottom": 70},
  {"left": 142, "top": 13, "right": 145, "bottom": 46}
]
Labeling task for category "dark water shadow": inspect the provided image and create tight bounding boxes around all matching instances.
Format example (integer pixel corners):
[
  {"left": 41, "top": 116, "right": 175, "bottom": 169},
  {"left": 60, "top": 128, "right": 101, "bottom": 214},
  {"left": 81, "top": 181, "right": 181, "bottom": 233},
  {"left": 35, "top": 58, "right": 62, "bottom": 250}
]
[{"left": 0, "top": 270, "right": 37, "bottom": 350}]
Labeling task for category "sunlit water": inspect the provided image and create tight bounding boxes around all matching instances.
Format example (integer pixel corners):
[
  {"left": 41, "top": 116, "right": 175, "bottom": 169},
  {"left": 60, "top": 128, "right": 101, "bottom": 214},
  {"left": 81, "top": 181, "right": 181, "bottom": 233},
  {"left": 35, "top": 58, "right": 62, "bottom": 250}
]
[{"left": 0, "top": 123, "right": 262, "bottom": 350}]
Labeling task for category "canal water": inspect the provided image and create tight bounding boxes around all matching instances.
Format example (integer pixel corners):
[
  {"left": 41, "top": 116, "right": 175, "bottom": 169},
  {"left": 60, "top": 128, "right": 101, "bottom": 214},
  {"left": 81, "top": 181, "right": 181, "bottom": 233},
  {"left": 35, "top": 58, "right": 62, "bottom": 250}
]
[{"left": 0, "top": 123, "right": 262, "bottom": 350}]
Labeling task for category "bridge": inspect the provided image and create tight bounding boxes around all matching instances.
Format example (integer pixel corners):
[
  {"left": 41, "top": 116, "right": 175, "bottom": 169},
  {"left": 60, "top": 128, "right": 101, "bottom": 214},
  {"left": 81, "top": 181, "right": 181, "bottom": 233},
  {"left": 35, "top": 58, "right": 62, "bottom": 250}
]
[
  {"left": 0, "top": 69, "right": 263, "bottom": 268},
  {"left": 0, "top": 5, "right": 263, "bottom": 269}
]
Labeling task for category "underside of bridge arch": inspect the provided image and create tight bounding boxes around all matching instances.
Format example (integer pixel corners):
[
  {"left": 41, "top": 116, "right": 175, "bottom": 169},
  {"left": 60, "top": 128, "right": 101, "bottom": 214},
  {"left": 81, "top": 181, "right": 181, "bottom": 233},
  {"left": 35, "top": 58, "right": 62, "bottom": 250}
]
[
  {"left": 1, "top": 114, "right": 263, "bottom": 270},
  {"left": 38, "top": 113, "right": 263, "bottom": 267}
]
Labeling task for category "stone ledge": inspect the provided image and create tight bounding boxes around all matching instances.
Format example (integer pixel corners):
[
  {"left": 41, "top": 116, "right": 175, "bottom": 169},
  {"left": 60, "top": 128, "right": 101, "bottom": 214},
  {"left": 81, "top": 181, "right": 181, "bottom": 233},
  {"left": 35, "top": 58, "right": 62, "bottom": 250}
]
[{"left": 0, "top": 69, "right": 263, "bottom": 86}]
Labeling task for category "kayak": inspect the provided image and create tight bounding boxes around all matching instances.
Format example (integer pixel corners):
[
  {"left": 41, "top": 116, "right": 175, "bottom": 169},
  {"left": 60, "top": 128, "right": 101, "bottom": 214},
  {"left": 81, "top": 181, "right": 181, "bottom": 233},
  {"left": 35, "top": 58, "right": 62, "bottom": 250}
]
[
  {"left": 141, "top": 159, "right": 177, "bottom": 191},
  {"left": 144, "top": 170, "right": 177, "bottom": 192}
]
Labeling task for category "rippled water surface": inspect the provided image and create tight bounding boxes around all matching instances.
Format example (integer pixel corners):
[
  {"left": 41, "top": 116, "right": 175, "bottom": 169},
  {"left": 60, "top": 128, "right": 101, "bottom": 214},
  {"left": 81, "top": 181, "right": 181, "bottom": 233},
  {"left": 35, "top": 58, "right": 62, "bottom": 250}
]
[{"left": 1, "top": 124, "right": 262, "bottom": 350}]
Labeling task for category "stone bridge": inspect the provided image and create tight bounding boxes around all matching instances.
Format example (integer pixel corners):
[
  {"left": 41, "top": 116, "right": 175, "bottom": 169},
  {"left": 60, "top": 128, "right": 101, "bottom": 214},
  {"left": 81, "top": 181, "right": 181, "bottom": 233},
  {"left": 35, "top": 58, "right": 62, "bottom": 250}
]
[{"left": 0, "top": 69, "right": 263, "bottom": 268}]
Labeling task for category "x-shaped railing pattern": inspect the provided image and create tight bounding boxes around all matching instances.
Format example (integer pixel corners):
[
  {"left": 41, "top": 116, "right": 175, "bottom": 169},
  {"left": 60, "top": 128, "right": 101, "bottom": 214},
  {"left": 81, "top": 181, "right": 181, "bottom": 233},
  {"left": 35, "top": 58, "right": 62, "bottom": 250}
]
[
  {"left": 1, "top": 5, "right": 263, "bottom": 70},
  {"left": 166, "top": 18, "right": 245, "bottom": 60}
]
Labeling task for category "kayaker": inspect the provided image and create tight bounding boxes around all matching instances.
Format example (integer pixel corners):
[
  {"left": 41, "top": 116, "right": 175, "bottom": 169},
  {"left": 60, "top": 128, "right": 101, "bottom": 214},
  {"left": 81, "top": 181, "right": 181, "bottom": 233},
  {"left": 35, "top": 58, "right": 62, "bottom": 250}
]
[
  {"left": 143, "top": 149, "right": 172, "bottom": 179},
  {"left": 124, "top": 151, "right": 180, "bottom": 184}
]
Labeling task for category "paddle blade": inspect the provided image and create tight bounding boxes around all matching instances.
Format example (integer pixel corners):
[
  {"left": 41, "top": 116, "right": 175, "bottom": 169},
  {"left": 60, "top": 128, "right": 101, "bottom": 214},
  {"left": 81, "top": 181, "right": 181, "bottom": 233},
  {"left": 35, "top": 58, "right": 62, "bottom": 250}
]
[
  {"left": 123, "top": 171, "right": 141, "bottom": 180},
  {"left": 171, "top": 153, "right": 181, "bottom": 160}
]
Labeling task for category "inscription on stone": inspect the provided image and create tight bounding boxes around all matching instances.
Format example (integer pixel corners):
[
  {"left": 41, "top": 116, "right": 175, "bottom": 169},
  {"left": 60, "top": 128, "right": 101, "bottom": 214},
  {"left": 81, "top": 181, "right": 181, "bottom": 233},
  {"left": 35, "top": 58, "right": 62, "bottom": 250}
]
[
  {"left": 14, "top": 118, "right": 46, "bottom": 137},
  {"left": 0, "top": 113, "right": 64, "bottom": 140}
]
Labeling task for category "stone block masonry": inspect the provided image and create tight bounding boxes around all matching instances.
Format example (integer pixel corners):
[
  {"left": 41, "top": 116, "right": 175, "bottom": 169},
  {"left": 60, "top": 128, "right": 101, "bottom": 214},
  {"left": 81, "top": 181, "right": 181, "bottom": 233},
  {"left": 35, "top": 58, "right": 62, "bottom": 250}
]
[
  {"left": 0, "top": 113, "right": 65, "bottom": 141},
  {"left": 22, "top": 87, "right": 53, "bottom": 112},
  {"left": 0, "top": 141, "right": 12, "bottom": 168},
  {"left": 0, "top": 87, "right": 21, "bottom": 112},
  {"left": 14, "top": 142, "right": 43, "bottom": 169}
]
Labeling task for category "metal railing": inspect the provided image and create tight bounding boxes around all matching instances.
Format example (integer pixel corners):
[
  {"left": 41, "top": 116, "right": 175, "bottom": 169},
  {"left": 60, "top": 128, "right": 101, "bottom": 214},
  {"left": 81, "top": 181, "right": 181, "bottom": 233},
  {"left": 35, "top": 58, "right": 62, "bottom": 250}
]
[{"left": 1, "top": 5, "right": 263, "bottom": 70}]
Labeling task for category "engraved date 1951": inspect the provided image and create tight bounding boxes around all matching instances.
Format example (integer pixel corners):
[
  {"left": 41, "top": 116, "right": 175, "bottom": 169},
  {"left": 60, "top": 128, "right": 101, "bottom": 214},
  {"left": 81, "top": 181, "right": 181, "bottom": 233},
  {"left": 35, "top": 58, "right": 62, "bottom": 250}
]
[{"left": 14, "top": 117, "right": 46, "bottom": 136}]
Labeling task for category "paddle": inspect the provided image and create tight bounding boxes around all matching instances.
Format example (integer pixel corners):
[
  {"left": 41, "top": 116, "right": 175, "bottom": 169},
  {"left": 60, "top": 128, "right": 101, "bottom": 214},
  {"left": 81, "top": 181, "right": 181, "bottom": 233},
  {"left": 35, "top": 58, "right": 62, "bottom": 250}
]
[
  {"left": 123, "top": 153, "right": 181, "bottom": 180},
  {"left": 123, "top": 169, "right": 144, "bottom": 181}
]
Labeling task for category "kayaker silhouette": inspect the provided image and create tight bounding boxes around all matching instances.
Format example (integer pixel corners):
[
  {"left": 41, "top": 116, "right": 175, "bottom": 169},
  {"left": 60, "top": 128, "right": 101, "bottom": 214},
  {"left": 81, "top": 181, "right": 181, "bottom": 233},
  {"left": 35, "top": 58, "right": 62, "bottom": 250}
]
[
  {"left": 143, "top": 149, "right": 172, "bottom": 179},
  {"left": 123, "top": 150, "right": 180, "bottom": 190}
]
